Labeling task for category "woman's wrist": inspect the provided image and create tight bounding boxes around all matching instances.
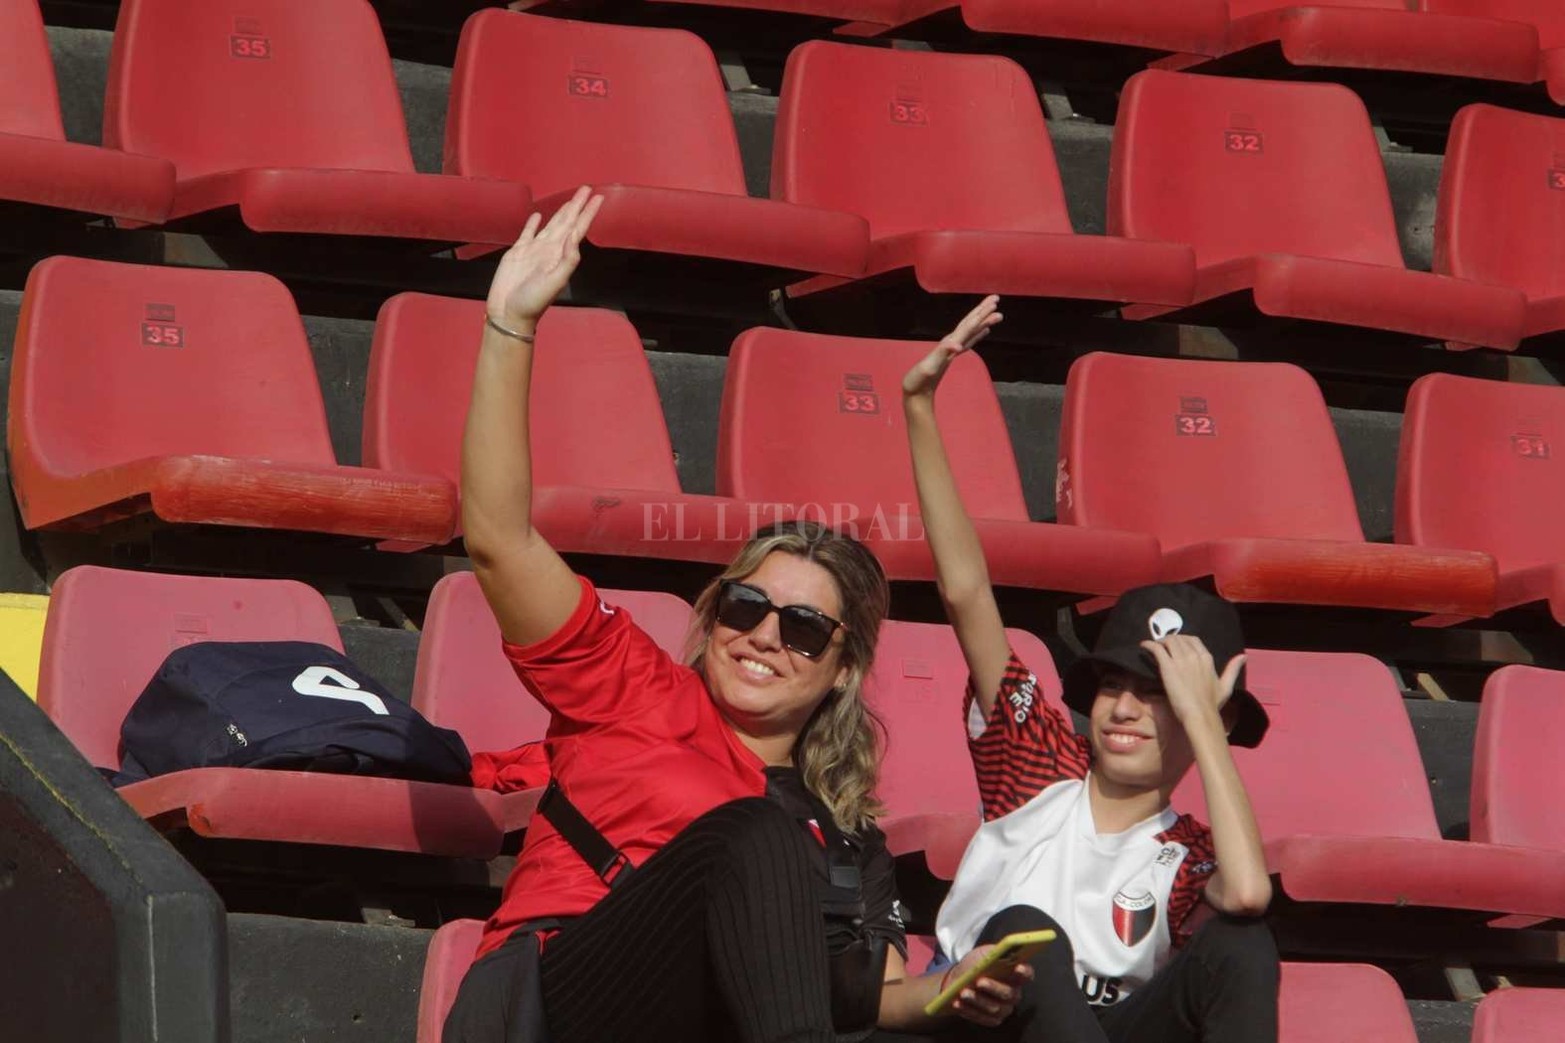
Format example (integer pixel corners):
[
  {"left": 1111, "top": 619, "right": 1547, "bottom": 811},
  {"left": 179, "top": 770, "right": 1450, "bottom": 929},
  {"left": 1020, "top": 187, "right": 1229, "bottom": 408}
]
[
  {"left": 485, "top": 313, "right": 539, "bottom": 342},
  {"left": 931, "top": 964, "right": 958, "bottom": 1016}
]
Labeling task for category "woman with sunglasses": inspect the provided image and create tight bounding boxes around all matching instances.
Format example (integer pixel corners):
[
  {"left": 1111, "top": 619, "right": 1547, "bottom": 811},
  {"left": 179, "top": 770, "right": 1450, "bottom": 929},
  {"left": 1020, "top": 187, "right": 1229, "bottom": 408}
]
[{"left": 444, "top": 189, "right": 1029, "bottom": 1043}]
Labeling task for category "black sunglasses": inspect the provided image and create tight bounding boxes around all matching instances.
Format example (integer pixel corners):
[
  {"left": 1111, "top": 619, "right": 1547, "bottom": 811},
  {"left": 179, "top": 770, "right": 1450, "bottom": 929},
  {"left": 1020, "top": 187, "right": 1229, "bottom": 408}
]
[{"left": 715, "top": 580, "right": 845, "bottom": 659}]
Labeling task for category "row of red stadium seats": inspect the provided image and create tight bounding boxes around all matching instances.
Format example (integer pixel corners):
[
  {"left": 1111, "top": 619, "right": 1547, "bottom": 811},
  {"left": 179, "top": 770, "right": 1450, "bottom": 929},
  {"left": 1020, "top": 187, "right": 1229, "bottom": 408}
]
[
  {"left": 9, "top": 255, "right": 1563, "bottom": 622},
  {"left": 33, "top": 564, "right": 1565, "bottom": 925},
  {"left": 421, "top": 917, "right": 1565, "bottom": 1043},
  {"left": 10, "top": 2, "right": 1565, "bottom": 1038},
  {"left": 6, "top": 2, "right": 1565, "bottom": 349},
  {"left": 605, "top": 0, "right": 1565, "bottom": 101}
]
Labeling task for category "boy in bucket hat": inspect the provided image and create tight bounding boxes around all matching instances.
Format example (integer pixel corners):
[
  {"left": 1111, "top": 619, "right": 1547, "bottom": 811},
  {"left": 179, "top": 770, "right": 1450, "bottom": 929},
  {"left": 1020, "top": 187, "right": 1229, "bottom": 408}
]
[{"left": 893, "top": 297, "right": 1280, "bottom": 1043}]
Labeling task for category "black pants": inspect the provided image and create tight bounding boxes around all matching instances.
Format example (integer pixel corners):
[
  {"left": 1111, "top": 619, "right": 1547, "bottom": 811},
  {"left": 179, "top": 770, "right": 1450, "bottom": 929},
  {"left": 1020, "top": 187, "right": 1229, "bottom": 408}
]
[
  {"left": 444, "top": 797, "right": 837, "bottom": 1043},
  {"left": 873, "top": 906, "right": 1278, "bottom": 1043}
]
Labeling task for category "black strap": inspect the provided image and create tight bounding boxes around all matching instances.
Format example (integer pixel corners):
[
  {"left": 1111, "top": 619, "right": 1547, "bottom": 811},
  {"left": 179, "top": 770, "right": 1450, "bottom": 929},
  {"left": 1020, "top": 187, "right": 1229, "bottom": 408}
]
[
  {"left": 538, "top": 778, "right": 635, "bottom": 890},
  {"left": 802, "top": 792, "right": 863, "bottom": 902}
]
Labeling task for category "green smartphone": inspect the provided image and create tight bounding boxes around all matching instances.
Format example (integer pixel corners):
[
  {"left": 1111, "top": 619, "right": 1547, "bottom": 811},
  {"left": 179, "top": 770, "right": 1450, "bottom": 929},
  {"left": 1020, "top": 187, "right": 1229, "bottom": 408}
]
[{"left": 923, "top": 929, "right": 1057, "bottom": 1017}]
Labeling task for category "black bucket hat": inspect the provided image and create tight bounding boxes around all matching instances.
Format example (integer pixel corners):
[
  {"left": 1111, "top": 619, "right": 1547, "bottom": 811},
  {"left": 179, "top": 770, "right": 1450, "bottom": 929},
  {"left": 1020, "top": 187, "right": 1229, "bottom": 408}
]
[{"left": 1062, "top": 584, "right": 1269, "bottom": 748}]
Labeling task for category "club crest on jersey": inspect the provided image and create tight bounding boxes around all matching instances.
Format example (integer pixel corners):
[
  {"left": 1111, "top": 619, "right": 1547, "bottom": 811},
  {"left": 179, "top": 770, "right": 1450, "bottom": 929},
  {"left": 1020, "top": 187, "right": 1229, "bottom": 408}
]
[
  {"left": 1111, "top": 888, "right": 1157, "bottom": 947},
  {"left": 1147, "top": 608, "right": 1184, "bottom": 641}
]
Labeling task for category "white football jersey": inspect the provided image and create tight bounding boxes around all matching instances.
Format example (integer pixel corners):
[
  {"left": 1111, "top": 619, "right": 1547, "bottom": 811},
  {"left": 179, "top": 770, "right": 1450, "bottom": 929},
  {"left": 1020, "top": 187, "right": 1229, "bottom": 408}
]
[{"left": 934, "top": 653, "right": 1216, "bottom": 1007}]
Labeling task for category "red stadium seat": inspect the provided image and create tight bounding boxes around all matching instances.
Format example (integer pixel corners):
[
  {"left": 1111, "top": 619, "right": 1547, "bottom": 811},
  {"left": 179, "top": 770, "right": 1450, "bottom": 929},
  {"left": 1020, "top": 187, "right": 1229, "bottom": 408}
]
[
  {"left": 1436, "top": 105, "right": 1565, "bottom": 343},
  {"left": 959, "top": 0, "right": 1229, "bottom": 54},
  {"left": 415, "top": 918, "right": 484, "bottom": 1043},
  {"left": 867, "top": 620, "right": 1063, "bottom": 878},
  {"left": 1395, "top": 373, "right": 1565, "bottom": 624},
  {"left": 1157, "top": 0, "right": 1539, "bottom": 84},
  {"left": 8, "top": 256, "right": 457, "bottom": 545},
  {"left": 904, "top": 940, "right": 1417, "bottom": 1039},
  {"left": 1473, "top": 986, "right": 1565, "bottom": 1043},
  {"left": 1059, "top": 352, "right": 1497, "bottom": 616},
  {"left": 103, "top": 0, "right": 528, "bottom": 243},
  {"left": 648, "top": 0, "right": 955, "bottom": 34},
  {"left": 717, "top": 327, "right": 1163, "bottom": 596},
  {"left": 363, "top": 293, "right": 747, "bottom": 564},
  {"left": 1171, "top": 649, "right": 1565, "bottom": 920},
  {"left": 774, "top": 42, "right": 1195, "bottom": 310},
  {"left": 1109, "top": 70, "right": 1527, "bottom": 350},
  {"left": 906, "top": 937, "right": 1420, "bottom": 1040},
  {"left": 0, "top": 0, "right": 173, "bottom": 221},
  {"left": 446, "top": 11, "right": 868, "bottom": 280},
  {"left": 412, "top": 570, "right": 693, "bottom": 830},
  {"left": 1422, "top": 2, "right": 1565, "bottom": 100},
  {"left": 1474, "top": 666, "right": 1565, "bottom": 851},
  {"left": 1277, "top": 963, "right": 1419, "bottom": 1043},
  {"left": 904, "top": 934, "right": 939, "bottom": 974},
  {"left": 37, "top": 566, "right": 505, "bottom": 857}
]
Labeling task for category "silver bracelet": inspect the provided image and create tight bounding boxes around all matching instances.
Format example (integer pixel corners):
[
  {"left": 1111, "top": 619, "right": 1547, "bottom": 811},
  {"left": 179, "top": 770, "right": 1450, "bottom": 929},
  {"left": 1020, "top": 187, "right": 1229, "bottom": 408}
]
[{"left": 486, "top": 314, "right": 536, "bottom": 343}]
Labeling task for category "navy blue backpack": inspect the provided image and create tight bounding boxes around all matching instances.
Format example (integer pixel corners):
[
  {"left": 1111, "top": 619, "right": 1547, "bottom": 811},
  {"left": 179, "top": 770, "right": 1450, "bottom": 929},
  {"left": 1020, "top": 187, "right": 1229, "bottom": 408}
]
[{"left": 111, "top": 641, "right": 471, "bottom": 787}]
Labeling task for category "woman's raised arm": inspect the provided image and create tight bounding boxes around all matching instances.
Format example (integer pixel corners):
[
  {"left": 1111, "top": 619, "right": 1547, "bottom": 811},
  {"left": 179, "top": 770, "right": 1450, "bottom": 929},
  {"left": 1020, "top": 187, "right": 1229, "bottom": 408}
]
[{"left": 462, "top": 187, "right": 604, "bottom": 646}]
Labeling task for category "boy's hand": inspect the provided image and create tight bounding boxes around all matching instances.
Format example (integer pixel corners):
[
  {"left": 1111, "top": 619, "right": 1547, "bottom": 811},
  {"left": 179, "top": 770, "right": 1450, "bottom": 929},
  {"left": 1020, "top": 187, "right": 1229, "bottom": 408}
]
[
  {"left": 942, "top": 944, "right": 1034, "bottom": 1027},
  {"left": 902, "top": 295, "right": 1003, "bottom": 398},
  {"left": 1140, "top": 635, "right": 1245, "bottom": 731}
]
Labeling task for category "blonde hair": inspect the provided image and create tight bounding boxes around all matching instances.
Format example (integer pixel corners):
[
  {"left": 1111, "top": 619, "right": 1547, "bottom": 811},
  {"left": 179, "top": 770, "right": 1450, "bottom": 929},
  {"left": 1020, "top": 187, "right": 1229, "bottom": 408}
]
[{"left": 688, "top": 521, "right": 890, "bottom": 834}]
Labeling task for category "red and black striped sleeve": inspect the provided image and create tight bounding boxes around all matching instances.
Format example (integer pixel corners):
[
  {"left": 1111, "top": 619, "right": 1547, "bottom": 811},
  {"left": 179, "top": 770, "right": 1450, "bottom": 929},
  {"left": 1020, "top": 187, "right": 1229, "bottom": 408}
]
[
  {"left": 1158, "top": 815, "right": 1218, "bottom": 949},
  {"left": 965, "top": 651, "right": 1092, "bottom": 821}
]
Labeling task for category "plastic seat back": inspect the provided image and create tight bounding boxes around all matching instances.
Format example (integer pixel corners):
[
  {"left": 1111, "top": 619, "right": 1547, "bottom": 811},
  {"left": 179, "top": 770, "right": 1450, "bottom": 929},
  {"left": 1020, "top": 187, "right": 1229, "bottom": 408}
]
[
  {"left": 1059, "top": 352, "right": 1364, "bottom": 548},
  {"left": 904, "top": 934, "right": 939, "bottom": 975},
  {"left": 446, "top": 10, "right": 748, "bottom": 198},
  {"left": 1172, "top": 649, "right": 1441, "bottom": 841},
  {"left": 1396, "top": 373, "right": 1564, "bottom": 573},
  {"left": 104, "top": 0, "right": 415, "bottom": 179},
  {"left": 718, "top": 327, "right": 1030, "bottom": 524},
  {"left": 866, "top": 620, "right": 1063, "bottom": 825},
  {"left": 1432, "top": 1, "right": 1565, "bottom": 45},
  {"left": 1109, "top": 70, "right": 1404, "bottom": 269},
  {"left": 416, "top": 919, "right": 486, "bottom": 1043},
  {"left": 959, "top": 0, "right": 1230, "bottom": 54},
  {"left": 1473, "top": 666, "right": 1565, "bottom": 850},
  {"left": 1473, "top": 986, "right": 1565, "bottom": 1043},
  {"left": 1278, "top": 963, "right": 1420, "bottom": 1043},
  {"left": 1, "top": 0, "right": 66, "bottom": 139},
  {"left": 38, "top": 565, "right": 342, "bottom": 769},
  {"left": 773, "top": 41, "right": 1072, "bottom": 239},
  {"left": 1228, "top": 0, "right": 1411, "bottom": 14},
  {"left": 412, "top": 571, "right": 694, "bottom": 753},
  {"left": 1437, "top": 104, "right": 1565, "bottom": 302},
  {"left": 10, "top": 256, "right": 338, "bottom": 491},
  {"left": 364, "top": 295, "right": 682, "bottom": 495}
]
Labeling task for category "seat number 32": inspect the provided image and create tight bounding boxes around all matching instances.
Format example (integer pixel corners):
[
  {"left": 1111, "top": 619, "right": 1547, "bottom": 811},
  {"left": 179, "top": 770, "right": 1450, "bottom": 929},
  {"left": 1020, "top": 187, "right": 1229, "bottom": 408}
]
[{"left": 1224, "top": 130, "right": 1263, "bottom": 153}]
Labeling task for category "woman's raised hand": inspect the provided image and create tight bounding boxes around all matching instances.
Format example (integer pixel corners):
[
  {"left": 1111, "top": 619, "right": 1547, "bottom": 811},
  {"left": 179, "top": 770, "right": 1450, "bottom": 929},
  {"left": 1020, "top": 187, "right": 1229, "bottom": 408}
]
[
  {"left": 901, "top": 295, "right": 1003, "bottom": 398},
  {"left": 486, "top": 186, "right": 605, "bottom": 330}
]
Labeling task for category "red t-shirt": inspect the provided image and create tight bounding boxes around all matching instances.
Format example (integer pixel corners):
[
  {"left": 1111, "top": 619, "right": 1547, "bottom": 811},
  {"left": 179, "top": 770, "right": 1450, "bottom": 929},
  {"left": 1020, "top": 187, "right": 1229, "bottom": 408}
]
[{"left": 475, "top": 577, "right": 767, "bottom": 958}]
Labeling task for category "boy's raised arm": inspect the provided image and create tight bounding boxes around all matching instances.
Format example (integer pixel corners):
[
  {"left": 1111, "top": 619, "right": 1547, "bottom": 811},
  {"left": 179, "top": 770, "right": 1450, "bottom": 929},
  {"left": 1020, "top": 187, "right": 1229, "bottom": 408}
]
[
  {"left": 1143, "top": 636, "right": 1273, "bottom": 916},
  {"left": 901, "top": 296, "right": 1013, "bottom": 716}
]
